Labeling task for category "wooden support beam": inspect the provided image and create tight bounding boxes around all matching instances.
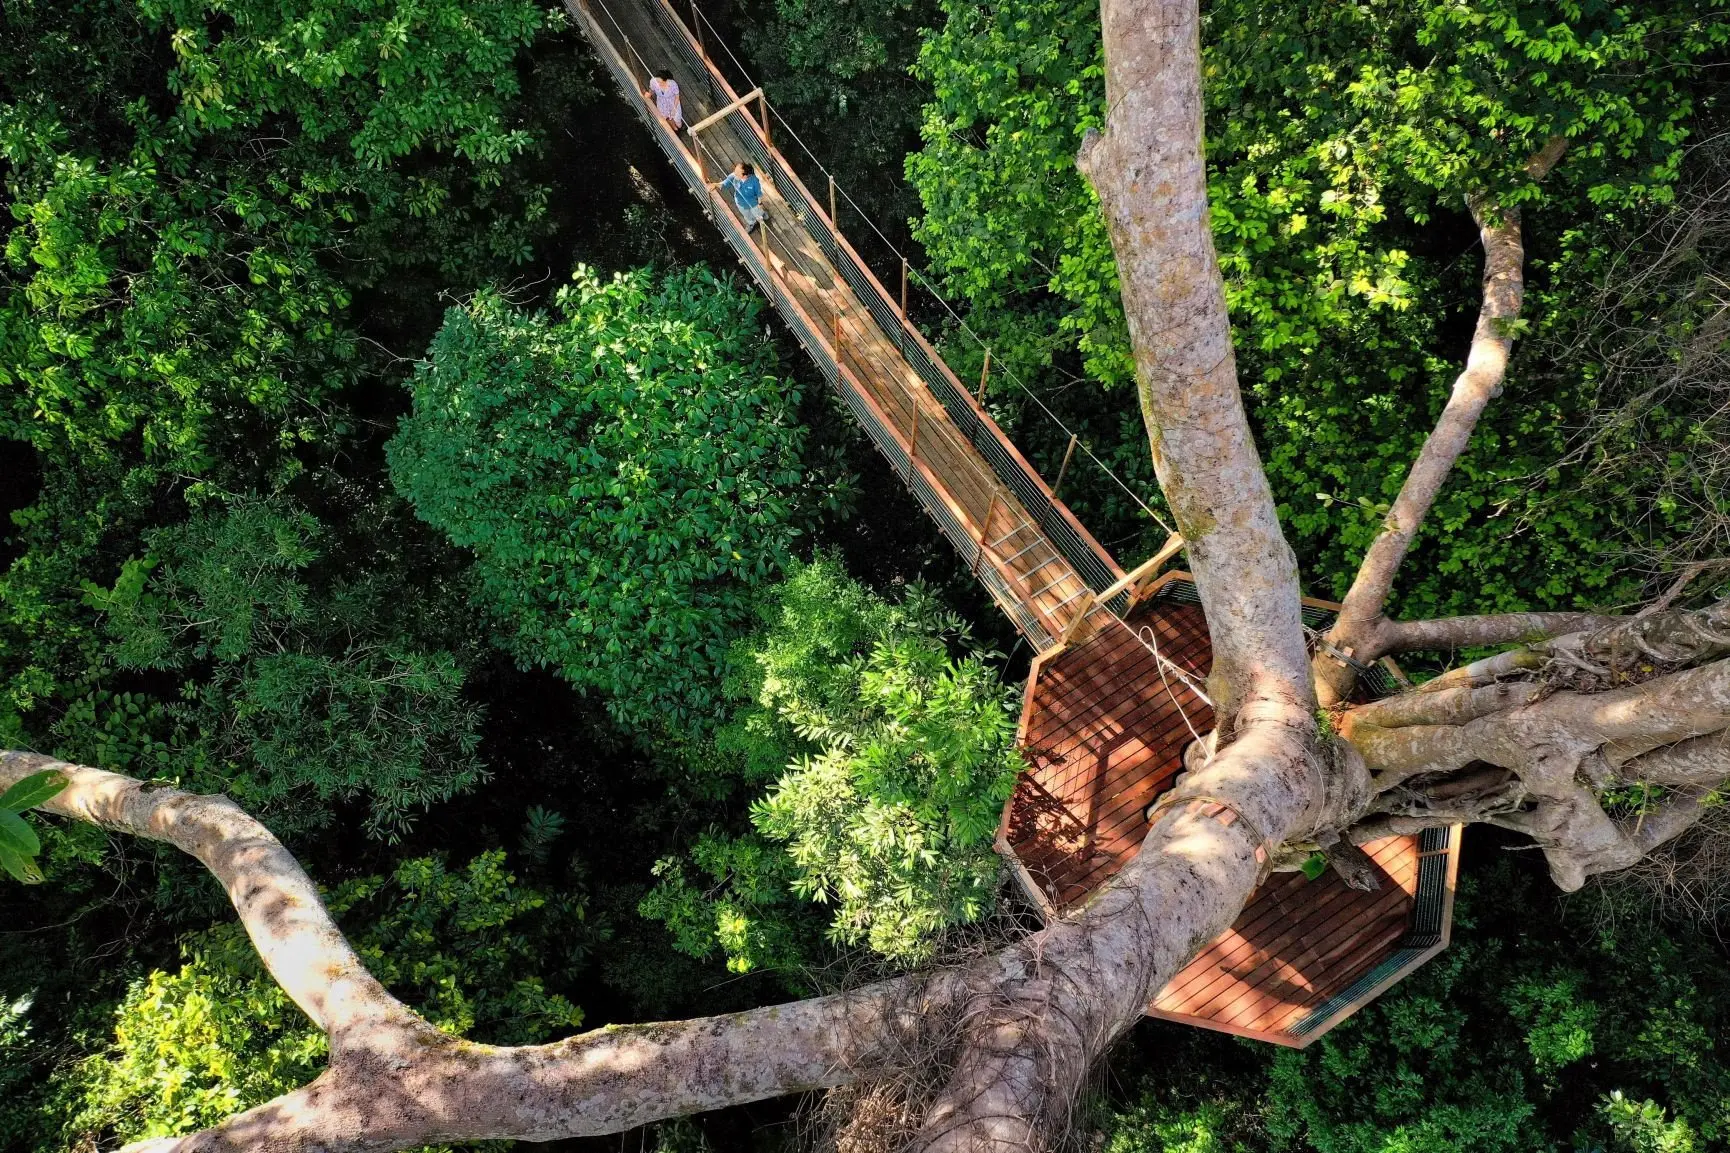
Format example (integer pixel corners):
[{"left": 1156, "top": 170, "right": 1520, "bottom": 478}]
[
  {"left": 976, "top": 348, "right": 991, "bottom": 403},
  {"left": 1058, "top": 591, "right": 1099, "bottom": 647},
  {"left": 900, "top": 258, "right": 909, "bottom": 321},
  {"left": 910, "top": 398, "right": 920, "bottom": 459},
  {"left": 759, "top": 91, "right": 772, "bottom": 146},
  {"left": 1052, "top": 433, "right": 1079, "bottom": 497},
  {"left": 686, "top": 87, "right": 763, "bottom": 136},
  {"left": 1096, "top": 531, "right": 1186, "bottom": 608},
  {"left": 828, "top": 174, "right": 838, "bottom": 229}
]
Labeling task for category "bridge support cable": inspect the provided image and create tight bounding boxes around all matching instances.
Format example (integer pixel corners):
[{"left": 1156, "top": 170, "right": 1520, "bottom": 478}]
[{"left": 584, "top": 0, "right": 1151, "bottom": 604}]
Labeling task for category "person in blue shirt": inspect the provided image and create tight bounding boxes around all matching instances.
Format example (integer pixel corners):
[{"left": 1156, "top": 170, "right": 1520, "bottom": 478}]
[{"left": 712, "top": 161, "right": 766, "bottom": 234}]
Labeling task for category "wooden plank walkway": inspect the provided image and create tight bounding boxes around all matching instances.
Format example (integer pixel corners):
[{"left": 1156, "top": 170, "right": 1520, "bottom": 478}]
[{"left": 566, "top": 0, "right": 1124, "bottom": 649}]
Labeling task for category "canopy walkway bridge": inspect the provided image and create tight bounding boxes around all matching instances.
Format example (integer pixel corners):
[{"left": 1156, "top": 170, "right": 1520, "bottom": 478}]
[{"left": 568, "top": 0, "right": 1458, "bottom": 1048}]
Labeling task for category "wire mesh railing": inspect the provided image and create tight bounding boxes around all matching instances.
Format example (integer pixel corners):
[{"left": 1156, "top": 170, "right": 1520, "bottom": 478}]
[
  {"left": 569, "top": 0, "right": 1077, "bottom": 647},
  {"left": 628, "top": 0, "right": 1152, "bottom": 598},
  {"left": 679, "top": 0, "right": 1173, "bottom": 539}
]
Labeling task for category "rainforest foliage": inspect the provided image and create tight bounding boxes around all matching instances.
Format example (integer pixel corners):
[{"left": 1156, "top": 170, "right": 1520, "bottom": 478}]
[{"left": 0, "top": 0, "right": 1727, "bottom": 1150}]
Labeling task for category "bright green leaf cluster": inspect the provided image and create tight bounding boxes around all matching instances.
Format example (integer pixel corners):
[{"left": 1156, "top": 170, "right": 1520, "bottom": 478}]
[
  {"left": 642, "top": 558, "right": 1023, "bottom": 969},
  {"left": 0, "top": 769, "right": 66, "bottom": 884},
  {"left": 42, "top": 850, "right": 585, "bottom": 1151},
  {"left": 388, "top": 266, "right": 810, "bottom": 732}
]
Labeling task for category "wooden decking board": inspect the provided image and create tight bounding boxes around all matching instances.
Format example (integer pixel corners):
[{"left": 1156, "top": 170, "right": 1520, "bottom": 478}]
[
  {"left": 1154, "top": 838, "right": 1420, "bottom": 1020},
  {"left": 1002, "top": 583, "right": 1455, "bottom": 1044},
  {"left": 1028, "top": 694, "right": 1189, "bottom": 789},
  {"left": 1179, "top": 892, "right": 1413, "bottom": 1022},
  {"left": 1162, "top": 879, "right": 1394, "bottom": 1013}
]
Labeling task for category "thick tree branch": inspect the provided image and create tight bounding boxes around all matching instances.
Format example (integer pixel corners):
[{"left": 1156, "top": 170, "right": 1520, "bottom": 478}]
[
  {"left": 1371, "top": 611, "right": 1621, "bottom": 656},
  {"left": 1077, "top": 0, "right": 1312, "bottom": 723},
  {"left": 1316, "top": 138, "right": 1569, "bottom": 706},
  {"left": 1337, "top": 657, "right": 1730, "bottom": 889},
  {"left": 0, "top": 752, "right": 931, "bottom": 1153}
]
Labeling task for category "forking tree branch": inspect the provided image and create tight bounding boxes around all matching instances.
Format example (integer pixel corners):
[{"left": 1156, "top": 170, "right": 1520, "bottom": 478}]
[
  {"left": 0, "top": 751, "right": 942, "bottom": 1152},
  {"left": 1316, "top": 136, "right": 1571, "bottom": 706}
]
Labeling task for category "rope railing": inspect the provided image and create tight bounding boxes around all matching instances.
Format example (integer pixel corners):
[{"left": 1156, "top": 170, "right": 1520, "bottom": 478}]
[{"left": 660, "top": 0, "right": 1168, "bottom": 587}]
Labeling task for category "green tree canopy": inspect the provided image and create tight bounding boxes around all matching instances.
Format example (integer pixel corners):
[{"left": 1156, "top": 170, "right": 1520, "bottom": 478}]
[
  {"left": 388, "top": 267, "right": 811, "bottom": 732},
  {"left": 643, "top": 558, "right": 1023, "bottom": 970}
]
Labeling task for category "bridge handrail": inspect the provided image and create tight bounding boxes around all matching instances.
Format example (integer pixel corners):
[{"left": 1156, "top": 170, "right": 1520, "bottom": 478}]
[
  {"left": 638, "top": 0, "right": 1127, "bottom": 596},
  {"left": 568, "top": 0, "right": 1066, "bottom": 645}
]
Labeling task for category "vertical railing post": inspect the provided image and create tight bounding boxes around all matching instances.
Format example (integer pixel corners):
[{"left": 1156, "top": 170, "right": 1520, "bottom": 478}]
[
  {"left": 759, "top": 91, "right": 772, "bottom": 147},
  {"left": 1052, "top": 433, "right": 1079, "bottom": 497},
  {"left": 900, "top": 258, "right": 909, "bottom": 321},
  {"left": 691, "top": 129, "right": 709, "bottom": 183},
  {"left": 976, "top": 348, "right": 992, "bottom": 403},
  {"left": 909, "top": 397, "right": 920, "bottom": 462},
  {"left": 828, "top": 175, "right": 838, "bottom": 230}
]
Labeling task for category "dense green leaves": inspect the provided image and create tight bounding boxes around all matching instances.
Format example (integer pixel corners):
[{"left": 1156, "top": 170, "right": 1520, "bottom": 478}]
[
  {"left": 80, "top": 497, "right": 487, "bottom": 839},
  {"left": 642, "top": 559, "right": 1022, "bottom": 968},
  {"left": 0, "top": 768, "right": 64, "bottom": 883},
  {"left": 908, "top": 0, "right": 1730, "bottom": 616},
  {"left": 389, "top": 267, "right": 811, "bottom": 732},
  {"left": 41, "top": 851, "right": 586, "bottom": 1150}
]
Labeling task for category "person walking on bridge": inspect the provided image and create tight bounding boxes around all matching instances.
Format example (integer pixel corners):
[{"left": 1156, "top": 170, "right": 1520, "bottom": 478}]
[
  {"left": 646, "top": 71, "right": 683, "bottom": 130},
  {"left": 712, "top": 162, "right": 766, "bottom": 235}
]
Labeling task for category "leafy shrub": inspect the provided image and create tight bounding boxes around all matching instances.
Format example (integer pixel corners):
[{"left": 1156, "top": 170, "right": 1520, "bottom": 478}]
[
  {"left": 81, "top": 496, "right": 486, "bottom": 839},
  {"left": 46, "top": 851, "right": 585, "bottom": 1151},
  {"left": 389, "top": 267, "right": 809, "bottom": 733},
  {"left": 642, "top": 558, "right": 1022, "bottom": 968}
]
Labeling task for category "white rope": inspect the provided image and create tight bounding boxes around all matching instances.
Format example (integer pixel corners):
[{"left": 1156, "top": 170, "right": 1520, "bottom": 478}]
[
  {"left": 1134, "top": 623, "right": 1212, "bottom": 761},
  {"left": 587, "top": 0, "right": 656, "bottom": 82}
]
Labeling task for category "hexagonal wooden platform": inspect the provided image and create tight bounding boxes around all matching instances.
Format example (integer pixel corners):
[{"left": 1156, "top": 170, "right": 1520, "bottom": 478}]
[{"left": 996, "top": 572, "right": 1459, "bottom": 1047}]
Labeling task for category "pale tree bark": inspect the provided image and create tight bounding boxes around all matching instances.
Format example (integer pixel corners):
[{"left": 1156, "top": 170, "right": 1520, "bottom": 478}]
[
  {"left": 0, "top": 751, "right": 942, "bottom": 1152},
  {"left": 1315, "top": 137, "right": 1571, "bottom": 707}
]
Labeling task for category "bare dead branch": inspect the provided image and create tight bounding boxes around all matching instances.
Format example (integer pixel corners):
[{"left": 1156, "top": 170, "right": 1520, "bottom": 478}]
[{"left": 1372, "top": 611, "right": 1622, "bottom": 656}]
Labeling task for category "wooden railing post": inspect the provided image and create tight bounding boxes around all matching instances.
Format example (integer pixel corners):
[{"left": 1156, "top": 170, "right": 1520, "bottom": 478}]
[
  {"left": 832, "top": 295, "right": 843, "bottom": 371},
  {"left": 1095, "top": 532, "right": 1186, "bottom": 613},
  {"left": 828, "top": 175, "right": 838, "bottom": 230},
  {"left": 900, "top": 258, "right": 909, "bottom": 321},
  {"left": 909, "top": 397, "right": 920, "bottom": 461},
  {"left": 1058, "top": 591, "right": 1099, "bottom": 647},
  {"left": 759, "top": 91, "right": 772, "bottom": 147},
  {"left": 976, "top": 348, "right": 992, "bottom": 403},
  {"left": 1052, "top": 433, "right": 1079, "bottom": 497}
]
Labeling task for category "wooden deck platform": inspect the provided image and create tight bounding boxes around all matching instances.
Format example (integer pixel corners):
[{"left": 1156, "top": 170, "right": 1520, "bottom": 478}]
[{"left": 997, "top": 572, "right": 1459, "bottom": 1045}]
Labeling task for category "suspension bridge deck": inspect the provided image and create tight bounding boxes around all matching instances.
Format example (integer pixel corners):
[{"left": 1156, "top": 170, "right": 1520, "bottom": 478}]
[
  {"left": 567, "top": 0, "right": 1124, "bottom": 651},
  {"left": 569, "top": 0, "right": 1458, "bottom": 1048}
]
